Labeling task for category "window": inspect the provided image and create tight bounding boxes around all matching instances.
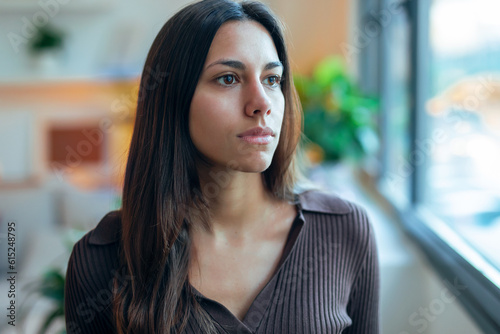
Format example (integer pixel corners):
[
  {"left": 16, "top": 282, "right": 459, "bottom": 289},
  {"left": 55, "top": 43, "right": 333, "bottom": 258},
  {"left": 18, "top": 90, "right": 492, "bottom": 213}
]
[
  {"left": 425, "top": 0, "right": 500, "bottom": 270},
  {"left": 363, "top": 0, "right": 500, "bottom": 332}
]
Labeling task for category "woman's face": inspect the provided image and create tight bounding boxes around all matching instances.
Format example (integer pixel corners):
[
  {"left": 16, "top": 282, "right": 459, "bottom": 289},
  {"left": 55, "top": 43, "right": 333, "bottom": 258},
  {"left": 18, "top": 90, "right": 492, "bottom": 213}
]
[{"left": 189, "top": 20, "right": 285, "bottom": 173}]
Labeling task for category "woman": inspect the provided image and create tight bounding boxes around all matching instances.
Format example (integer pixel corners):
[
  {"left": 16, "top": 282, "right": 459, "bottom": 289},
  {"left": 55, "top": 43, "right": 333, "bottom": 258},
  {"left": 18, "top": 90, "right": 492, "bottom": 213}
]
[{"left": 64, "top": 0, "right": 379, "bottom": 333}]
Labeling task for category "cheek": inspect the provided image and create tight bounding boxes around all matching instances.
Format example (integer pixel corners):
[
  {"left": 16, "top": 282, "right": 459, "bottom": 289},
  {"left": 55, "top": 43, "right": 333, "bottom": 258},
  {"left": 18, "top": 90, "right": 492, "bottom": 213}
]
[
  {"left": 189, "top": 90, "right": 231, "bottom": 146},
  {"left": 273, "top": 94, "right": 286, "bottom": 130},
  {"left": 191, "top": 90, "right": 214, "bottom": 130},
  {"left": 190, "top": 97, "right": 208, "bottom": 138}
]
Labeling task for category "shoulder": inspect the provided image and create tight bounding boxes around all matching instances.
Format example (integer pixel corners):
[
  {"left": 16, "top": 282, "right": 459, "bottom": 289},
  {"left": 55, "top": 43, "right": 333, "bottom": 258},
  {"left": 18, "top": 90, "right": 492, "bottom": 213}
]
[
  {"left": 86, "top": 210, "right": 122, "bottom": 245},
  {"left": 297, "top": 189, "right": 374, "bottom": 250},
  {"left": 297, "top": 189, "right": 368, "bottom": 218},
  {"left": 67, "top": 208, "right": 122, "bottom": 274},
  {"left": 65, "top": 211, "right": 124, "bottom": 331},
  {"left": 67, "top": 210, "right": 121, "bottom": 277},
  {"left": 66, "top": 211, "right": 122, "bottom": 301}
]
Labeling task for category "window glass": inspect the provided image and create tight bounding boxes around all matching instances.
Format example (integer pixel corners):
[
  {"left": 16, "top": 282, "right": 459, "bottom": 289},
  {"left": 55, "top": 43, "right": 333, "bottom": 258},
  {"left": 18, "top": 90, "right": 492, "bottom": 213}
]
[{"left": 425, "top": 0, "right": 500, "bottom": 268}]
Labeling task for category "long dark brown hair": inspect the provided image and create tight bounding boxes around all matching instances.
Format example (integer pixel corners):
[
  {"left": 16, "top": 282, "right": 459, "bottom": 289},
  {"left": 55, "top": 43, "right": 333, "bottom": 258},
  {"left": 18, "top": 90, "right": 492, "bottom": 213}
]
[{"left": 113, "top": 0, "right": 303, "bottom": 332}]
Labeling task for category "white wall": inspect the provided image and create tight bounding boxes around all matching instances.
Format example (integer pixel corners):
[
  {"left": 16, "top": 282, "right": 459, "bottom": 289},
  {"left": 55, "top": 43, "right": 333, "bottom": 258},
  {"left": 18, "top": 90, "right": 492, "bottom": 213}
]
[{"left": 0, "top": 0, "right": 193, "bottom": 82}]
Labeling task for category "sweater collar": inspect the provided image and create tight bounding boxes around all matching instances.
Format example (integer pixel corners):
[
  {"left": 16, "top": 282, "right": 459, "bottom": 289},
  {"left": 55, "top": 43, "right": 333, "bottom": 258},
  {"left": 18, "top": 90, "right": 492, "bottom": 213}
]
[
  {"left": 88, "top": 190, "right": 351, "bottom": 246},
  {"left": 295, "top": 190, "right": 352, "bottom": 215}
]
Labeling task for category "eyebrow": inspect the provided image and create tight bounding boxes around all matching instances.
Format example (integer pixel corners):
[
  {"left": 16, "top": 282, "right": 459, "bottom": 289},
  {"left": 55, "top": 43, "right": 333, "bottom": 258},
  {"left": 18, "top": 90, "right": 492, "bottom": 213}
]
[{"left": 205, "top": 59, "right": 283, "bottom": 71}]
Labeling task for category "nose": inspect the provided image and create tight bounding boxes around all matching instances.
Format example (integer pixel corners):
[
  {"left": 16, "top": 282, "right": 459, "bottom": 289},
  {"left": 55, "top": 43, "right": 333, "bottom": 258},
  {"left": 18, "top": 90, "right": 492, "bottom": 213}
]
[{"left": 244, "top": 80, "right": 272, "bottom": 117}]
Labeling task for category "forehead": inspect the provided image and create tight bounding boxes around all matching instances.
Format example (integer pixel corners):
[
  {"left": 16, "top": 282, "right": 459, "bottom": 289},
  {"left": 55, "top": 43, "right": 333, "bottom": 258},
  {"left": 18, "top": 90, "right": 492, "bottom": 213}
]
[{"left": 204, "top": 20, "right": 280, "bottom": 67}]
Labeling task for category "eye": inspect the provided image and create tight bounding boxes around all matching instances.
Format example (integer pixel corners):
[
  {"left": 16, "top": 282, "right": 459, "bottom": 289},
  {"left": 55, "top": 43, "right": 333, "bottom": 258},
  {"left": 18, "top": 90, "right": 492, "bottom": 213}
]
[
  {"left": 216, "top": 74, "right": 237, "bottom": 86},
  {"left": 263, "top": 75, "right": 282, "bottom": 87}
]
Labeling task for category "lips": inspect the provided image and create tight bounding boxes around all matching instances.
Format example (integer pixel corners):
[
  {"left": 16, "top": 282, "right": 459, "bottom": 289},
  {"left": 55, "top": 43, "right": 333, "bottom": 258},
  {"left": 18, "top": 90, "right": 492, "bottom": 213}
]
[
  {"left": 237, "top": 127, "right": 275, "bottom": 145},
  {"left": 237, "top": 127, "right": 274, "bottom": 137}
]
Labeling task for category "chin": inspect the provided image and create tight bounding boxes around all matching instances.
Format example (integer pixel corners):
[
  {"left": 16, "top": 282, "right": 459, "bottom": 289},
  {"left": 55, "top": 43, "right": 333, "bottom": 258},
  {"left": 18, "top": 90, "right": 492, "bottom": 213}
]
[
  {"left": 228, "top": 154, "right": 273, "bottom": 173},
  {"left": 238, "top": 164, "right": 271, "bottom": 173}
]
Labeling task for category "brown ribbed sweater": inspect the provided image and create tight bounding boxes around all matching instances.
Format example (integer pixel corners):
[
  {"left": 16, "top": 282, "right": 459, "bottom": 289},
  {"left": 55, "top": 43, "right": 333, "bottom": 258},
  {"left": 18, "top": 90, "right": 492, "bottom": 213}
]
[{"left": 64, "top": 190, "right": 380, "bottom": 333}]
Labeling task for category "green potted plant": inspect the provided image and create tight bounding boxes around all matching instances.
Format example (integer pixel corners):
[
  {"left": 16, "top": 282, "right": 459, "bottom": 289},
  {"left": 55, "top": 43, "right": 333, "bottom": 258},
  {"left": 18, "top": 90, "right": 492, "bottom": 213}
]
[
  {"left": 294, "top": 56, "right": 379, "bottom": 164},
  {"left": 29, "top": 25, "right": 64, "bottom": 55},
  {"left": 28, "top": 24, "right": 65, "bottom": 72}
]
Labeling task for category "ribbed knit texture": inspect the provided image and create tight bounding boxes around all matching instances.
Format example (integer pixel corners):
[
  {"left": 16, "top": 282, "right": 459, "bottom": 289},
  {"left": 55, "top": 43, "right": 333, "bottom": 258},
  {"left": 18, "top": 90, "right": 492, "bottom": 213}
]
[{"left": 65, "top": 190, "right": 379, "bottom": 333}]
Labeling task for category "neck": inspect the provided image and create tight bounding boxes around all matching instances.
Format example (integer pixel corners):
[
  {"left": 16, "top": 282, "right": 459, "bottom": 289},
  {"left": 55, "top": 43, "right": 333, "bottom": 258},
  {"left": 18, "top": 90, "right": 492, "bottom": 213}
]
[{"left": 196, "top": 165, "right": 276, "bottom": 238}]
